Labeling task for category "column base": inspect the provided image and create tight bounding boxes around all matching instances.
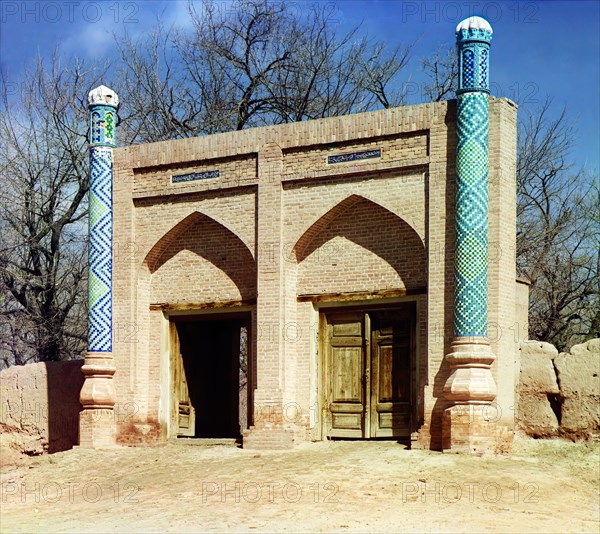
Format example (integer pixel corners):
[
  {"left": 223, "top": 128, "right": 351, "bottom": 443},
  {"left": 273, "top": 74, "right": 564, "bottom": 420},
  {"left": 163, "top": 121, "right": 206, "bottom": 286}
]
[
  {"left": 442, "top": 337, "right": 499, "bottom": 453},
  {"left": 79, "top": 408, "right": 118, "bottom": 448},
  {"left": 79, "top": 352, "right": 117, "bottom": 448},
  {"left": 442, "top": 404, "right": 498, "bottom": 454},
  {"left": 443, "top": 337, "right": 496, "bottom": 401}
]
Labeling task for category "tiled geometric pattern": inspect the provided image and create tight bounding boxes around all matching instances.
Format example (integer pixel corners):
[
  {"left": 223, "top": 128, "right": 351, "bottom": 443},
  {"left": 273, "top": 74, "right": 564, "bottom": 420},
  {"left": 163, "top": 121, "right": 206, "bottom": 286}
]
[
  {"left": 479, "top": 49, "right": 488, "bottom": 88},
  {"left": 462, "top": 50, "right": 475, "bottom": 87},
  {"left": 91, "top": 112, "right": 102, "bottom": 144},
  {"left": 88, "top": 145, "right": 113, "bottom": 352},
  {"left": 104, "top": 112, "right": 115, "bottom": 141},
  {"left": 456, "top": 23, "right": 491, "bottom": 96},
  {"left": 454, "top": 21, "right": 491, "bottom": 338},
  {"left": 89, "top": 105, "right": 116, "bottom": 147},
  {"left": 455, "top": 90, "right": 489, "bottom": 337}
]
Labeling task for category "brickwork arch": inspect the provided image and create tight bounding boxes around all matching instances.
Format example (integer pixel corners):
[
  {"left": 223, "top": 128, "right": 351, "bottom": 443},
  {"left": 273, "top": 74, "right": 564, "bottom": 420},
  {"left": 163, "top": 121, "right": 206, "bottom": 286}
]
[
  {"left": 142, "top": 211, "right": 256, "bottom": 304},
  {"left": 294, "top": 195, "right": 426, "bottom": 295}
]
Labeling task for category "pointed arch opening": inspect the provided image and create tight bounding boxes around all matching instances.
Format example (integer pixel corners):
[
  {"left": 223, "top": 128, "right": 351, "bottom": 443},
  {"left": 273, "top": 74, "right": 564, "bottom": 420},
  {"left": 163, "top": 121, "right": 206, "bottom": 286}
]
[
  {"left": 143, "top": 211, "right": 256, "bottom": 304},
  {"left": 293, "top": 195, "right": 426, "bottom": 296},
  {"left": 139, "top": 211, "right": 256, "bottom": 440}
]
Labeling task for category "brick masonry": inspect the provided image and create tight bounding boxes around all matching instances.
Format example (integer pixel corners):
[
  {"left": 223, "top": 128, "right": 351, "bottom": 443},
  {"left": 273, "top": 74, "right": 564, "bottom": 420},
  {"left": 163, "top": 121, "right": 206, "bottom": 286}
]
[{"left": 98, "top": 98, "right": 519, "bottom": 450}]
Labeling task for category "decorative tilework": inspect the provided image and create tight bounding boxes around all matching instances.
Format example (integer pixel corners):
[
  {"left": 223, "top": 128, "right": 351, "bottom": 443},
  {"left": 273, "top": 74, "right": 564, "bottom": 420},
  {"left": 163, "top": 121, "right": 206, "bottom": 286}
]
[
  {"left": 88, "top": 145, "right": 113, "bottom": 352},
  {"left": 88, "top": 97, "right": 117, "bottom": 353},
  {"left": 172, "top": 170, "right": 219, "bottom": 183},
  {"left": 455, "top": 92, "right": 489, "bottom": 337},
  {"left": 327, "top": 149, "right": 381, "bottom": 164},
  {"left": 456, "top": 24, "right": 491, "bottom": 95},
  {"left": 91, "top": 112, "right": 102, "bottom": 144},
  {"left": 480, "top": 49, "right": 488, "bottom": 88},
  {"left": 456, "top": 28, "right": 492, "bottom": 45},
  {"left": 454, "top": 19, "right": 492, "bottom": 338},
  {"left": 89, "top": 104, "right": 117, "bottom": 147},
  {"left": 462, "top": 50, "right": 475, "bottom": 87}
]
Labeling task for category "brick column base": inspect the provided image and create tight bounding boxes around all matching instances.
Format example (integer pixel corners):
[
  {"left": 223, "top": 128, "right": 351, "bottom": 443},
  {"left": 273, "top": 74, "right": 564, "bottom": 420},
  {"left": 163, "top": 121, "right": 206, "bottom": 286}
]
[
  {"left": 442, "top": 404, "right": 499, "bottom": 454},
  {"left": 79, "top": 409, "right": 117, "bottom": 448},
  {"left": 78, "top": 353, "right": 117, "bottom": 448}
]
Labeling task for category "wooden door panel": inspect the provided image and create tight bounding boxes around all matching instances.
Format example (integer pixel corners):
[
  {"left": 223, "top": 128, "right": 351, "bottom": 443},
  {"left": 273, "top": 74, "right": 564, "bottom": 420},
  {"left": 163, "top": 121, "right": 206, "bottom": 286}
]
[
  {"left": 177, "top": 362, "right": 195, "bottom": 436},
  {"left": 376, "top": 342, "right": 411, "bottom": 402},
  {"left": 370, "top": 311, "right": 413, "bottom": 438},
  {"left": 332, "top": 321, "right": 362, "bottom": 337},
  {"left": 376, "top": 409, "right": 410, "bottom": 432},
  {"left": 331, "top": 346, "right": 363, "bottom": 402},
  {"left": 172, "top": 323, "right": 195, "bottom": 437},
  {"left": 323, "top": 306, "right": 415, "bottom": 440},
  {"left": 325, "top": 314, "right": 365, "bottom": 438},
  {"left": 331, "top": 412, "right": 363, "bottom": 431}
]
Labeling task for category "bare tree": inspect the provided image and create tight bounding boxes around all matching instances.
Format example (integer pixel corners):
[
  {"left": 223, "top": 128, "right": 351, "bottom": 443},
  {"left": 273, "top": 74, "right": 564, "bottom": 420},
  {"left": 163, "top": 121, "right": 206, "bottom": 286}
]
[
  {"left": 421, "top": 43, "right": 458, "bottom": 102},
  {"left": 116, "top": 0, "right": 413, "bottom": 143},
  {"left": 0, "top": 53, "right": 107, "bottom": 367},
  {"left": 115, "top": 22, "right": 216, "bottom": 143},
  {"left": 517, "top": 98, "right": 599, "bottom": 350}
]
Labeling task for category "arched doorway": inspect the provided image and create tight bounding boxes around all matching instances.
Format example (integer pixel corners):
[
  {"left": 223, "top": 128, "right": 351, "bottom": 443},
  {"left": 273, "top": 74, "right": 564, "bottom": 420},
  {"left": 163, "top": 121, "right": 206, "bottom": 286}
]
[
  {"left": 144, "top": 211, "right": 256, "bottom": 439},
  {"left": 294, "top": 195, "right": 426, "bottom": 439}
]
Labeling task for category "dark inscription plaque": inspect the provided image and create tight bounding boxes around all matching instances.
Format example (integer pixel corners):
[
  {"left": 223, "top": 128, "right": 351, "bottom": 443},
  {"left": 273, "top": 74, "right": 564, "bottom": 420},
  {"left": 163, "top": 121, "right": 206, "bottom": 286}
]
[
  {"left": 172, "top": 170, "right": 219, "bottom": 183},
  {"left": 327, "top": 149, "right": 381, "bottom": 164}
]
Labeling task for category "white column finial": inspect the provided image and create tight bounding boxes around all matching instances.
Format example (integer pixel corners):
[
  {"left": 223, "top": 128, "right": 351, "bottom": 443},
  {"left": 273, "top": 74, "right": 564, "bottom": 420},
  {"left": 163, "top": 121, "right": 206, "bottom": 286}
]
[{"left": 88, "top": 85, "right": 119, "bottom": 107}]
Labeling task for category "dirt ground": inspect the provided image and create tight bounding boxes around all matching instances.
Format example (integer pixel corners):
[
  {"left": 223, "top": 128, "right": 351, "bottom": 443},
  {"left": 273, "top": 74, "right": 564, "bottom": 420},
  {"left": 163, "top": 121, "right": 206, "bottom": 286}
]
[{"left": 0, "top": 436, "right": 598, "bottom": 533}]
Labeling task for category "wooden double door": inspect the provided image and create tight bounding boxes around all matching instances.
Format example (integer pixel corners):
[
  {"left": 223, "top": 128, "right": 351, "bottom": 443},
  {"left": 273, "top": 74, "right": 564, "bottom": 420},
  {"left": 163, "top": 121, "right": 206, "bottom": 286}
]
[{"left": 322, "top": 305, "right": 416, "bottom": 439}]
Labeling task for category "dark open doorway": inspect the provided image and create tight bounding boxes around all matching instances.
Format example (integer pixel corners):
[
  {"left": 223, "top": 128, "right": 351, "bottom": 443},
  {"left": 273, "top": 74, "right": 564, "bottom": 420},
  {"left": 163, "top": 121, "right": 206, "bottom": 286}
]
[{"left": 171, "top": 312, "right": 250, "bottom": 439}]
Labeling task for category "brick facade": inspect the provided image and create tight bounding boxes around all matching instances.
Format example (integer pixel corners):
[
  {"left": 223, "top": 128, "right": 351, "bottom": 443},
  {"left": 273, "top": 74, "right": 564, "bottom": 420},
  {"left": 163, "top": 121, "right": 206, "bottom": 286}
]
[{"left": 100, "top": 98, "right": 519, "bottom": 450}]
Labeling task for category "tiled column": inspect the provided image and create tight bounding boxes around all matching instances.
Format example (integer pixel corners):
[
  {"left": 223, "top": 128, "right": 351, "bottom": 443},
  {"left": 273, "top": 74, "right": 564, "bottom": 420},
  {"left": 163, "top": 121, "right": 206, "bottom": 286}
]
[
  {"left": 443, "top": 18, "right": 497, "bottom": 453},
  {"left": 79, "top": 86, "right": 119, "bottom": 447}
]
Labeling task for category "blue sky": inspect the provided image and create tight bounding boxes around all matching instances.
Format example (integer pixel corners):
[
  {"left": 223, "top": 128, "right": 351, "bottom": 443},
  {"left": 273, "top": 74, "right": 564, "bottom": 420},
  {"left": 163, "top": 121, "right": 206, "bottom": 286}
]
[{"left": 1, "top": 0, "right": 598, "bottom": 172}]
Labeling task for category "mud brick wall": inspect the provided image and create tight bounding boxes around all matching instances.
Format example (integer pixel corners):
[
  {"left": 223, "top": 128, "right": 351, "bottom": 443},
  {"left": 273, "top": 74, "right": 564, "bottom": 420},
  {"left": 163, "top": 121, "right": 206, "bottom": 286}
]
[
  {"left": 517, "top": 339, "right": 600, "bottom": 440},
  {"left": 1, "top": 361, "right": 83, "bottom": 456}
]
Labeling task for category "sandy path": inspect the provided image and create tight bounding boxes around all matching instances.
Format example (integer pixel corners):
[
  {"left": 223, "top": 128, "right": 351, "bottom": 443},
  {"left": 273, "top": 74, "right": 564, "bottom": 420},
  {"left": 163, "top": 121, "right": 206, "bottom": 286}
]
[{"left": 1, "top": 437, "right": 598, "bottom": 533}]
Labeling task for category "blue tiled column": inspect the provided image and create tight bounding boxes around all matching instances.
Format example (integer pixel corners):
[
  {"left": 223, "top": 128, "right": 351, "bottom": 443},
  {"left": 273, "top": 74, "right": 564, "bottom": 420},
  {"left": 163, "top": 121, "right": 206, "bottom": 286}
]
[
  {"left": 88, "top": 94, "right": 118, "bottom": 352},
  {"left": 79, "top": 86, "right": 119, "bottom": 448},
  {"left": 454, "top": 20, "right": 492, "bottom": 339},
  {"left": 443, "top": 18, "right": 497, "bottom": 452}
]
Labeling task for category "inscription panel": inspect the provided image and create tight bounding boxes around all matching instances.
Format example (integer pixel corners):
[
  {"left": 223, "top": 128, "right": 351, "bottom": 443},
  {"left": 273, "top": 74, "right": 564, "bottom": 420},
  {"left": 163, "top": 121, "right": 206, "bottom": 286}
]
[
  {"left": 133, "top": 154, "right": 257, "bottom": 197},
  {"left": 327, "top": 149, "right": 381, "bottom": 164},
  {"left": 172, "top": 170, "right": 219, "bottom": 183},
  {"left": 282, "top": 132, "right": 428, "bottom": 179}
]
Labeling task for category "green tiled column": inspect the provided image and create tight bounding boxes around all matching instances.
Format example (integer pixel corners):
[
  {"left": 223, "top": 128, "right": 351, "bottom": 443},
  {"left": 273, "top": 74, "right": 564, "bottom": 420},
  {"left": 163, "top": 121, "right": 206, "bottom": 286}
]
[
  {"left": 442, "top": 18, "right": 498, "bottom": 453},
  {"left": 79, "top": 86, "right": 119, "bottom": 448},
  {"left": 454, "top": 19, "right": 492, "bottom": 338}
]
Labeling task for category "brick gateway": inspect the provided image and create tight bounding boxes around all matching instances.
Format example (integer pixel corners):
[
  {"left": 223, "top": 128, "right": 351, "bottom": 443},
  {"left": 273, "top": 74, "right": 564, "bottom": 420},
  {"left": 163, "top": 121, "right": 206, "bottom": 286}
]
[{"left": 79, "top": 17, "right": 525, "bottom": 453}]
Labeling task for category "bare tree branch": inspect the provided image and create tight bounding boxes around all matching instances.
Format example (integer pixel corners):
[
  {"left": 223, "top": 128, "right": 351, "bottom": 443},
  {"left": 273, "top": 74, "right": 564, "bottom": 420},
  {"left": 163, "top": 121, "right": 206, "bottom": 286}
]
[{"left": 0, "top": 51, "right": 108, "bottom": 366}]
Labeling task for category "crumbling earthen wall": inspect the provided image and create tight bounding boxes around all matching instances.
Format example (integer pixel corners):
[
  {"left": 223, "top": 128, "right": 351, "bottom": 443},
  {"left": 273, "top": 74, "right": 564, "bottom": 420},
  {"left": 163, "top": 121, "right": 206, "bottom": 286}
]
[
  {"left": 0, "top": 360, "right": 83, "bottom": 463},
  {"left": 517, "top": 339, "right": 599, "bottom": 439}
]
